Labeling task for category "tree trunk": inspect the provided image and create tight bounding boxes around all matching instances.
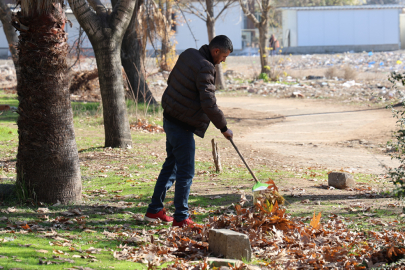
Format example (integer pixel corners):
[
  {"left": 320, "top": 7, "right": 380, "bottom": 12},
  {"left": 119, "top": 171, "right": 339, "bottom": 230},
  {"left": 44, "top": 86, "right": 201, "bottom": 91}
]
[
  {"left": 159, "top": 0, "right": 172, "bottom": 71},
  {"left": 120, "top": 0, "right": 156, "bottom": 104},
  {"left": 94, "top": 43, "right": 132, "bottom": 148},
  {"left": 206, "top": 0, "right": 226, "bottom": 90},
  {"left": 68, "top": 0, "right": 135, "bottom": 149},
  {"left": 258, "top": 23, "right": 269, "bottom": 75},
  {"left": 0, "top": 0, "right": 20, "bottom": 83},
  {"left": 14, "top": 4, "right": 81, "bottom": 204}
]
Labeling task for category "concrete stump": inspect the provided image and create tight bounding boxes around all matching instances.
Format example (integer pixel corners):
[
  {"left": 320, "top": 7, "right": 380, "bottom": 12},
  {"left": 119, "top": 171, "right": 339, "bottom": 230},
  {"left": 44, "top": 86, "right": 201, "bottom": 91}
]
[
  {"left": 207, "top": 257, "right": 242, "bottom": 268},
  {"left": 209, "top": 229, "right": 252, "bottom": 261},
  {"left": 328, "top": 172, "right": 355, "bottom": 189}
]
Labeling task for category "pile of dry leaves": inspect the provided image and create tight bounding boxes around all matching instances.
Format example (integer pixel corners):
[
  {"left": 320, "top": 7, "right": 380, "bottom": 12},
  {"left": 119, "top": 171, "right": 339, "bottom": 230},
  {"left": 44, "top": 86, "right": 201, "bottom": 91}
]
[
  {"left": 112, "top": 181, "right": 405, "bottom": 269},
  {"left": 130, "top": 119, "right": 164, "bottom": 133}
]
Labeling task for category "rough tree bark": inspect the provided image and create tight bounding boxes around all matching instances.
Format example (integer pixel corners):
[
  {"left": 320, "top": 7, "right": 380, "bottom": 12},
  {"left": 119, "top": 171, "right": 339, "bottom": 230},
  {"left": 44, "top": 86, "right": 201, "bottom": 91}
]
[
  {"left": 68, "top": 0, "right": 135, "bottom": 148},
  {"left": 111, "top": 0, "right": 156, "bottom": 104},
  {"left": 12, "top": 0, "right": 81, "bottom": 204},
  {"left": 181, "top": 0, "right": 236, "bottom": 90},
  {"left": 158, "top": 0, "right": 173, "bottom": 71},
  {"left": 0, "top": 0, "right": 20, "bottom": 83},
  {"left": 206, "top": 0, "right": 226, "bottom": 90},
  {"left": 239, "top": 0, "right": 272, "bottom": 74}
]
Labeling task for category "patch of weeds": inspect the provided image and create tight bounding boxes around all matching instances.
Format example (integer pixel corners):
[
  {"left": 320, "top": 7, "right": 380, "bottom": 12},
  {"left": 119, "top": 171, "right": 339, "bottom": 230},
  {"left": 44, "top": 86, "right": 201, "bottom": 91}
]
[
  {"left": 0, "top": 126, "right": 17, "bottom": 142},
  {"left": 71, "top": 101, "right": 101, "bottom": 117}
]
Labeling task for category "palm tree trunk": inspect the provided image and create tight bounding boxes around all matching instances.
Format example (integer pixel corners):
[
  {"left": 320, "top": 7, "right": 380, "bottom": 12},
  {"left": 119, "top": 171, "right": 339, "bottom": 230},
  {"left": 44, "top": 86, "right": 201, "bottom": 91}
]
[
  {"left": 14, "top": 2, "right": 81, "bottom": 204},
  {"left": 0, "top": 0, "right": 20, "bottom": 83}
]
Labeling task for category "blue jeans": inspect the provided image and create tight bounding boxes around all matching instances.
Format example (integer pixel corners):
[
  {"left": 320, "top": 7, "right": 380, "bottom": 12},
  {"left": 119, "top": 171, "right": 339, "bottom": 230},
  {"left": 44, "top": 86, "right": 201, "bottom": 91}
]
[{"left": 146, "top": 118, "right": 195, "bottom": 222}]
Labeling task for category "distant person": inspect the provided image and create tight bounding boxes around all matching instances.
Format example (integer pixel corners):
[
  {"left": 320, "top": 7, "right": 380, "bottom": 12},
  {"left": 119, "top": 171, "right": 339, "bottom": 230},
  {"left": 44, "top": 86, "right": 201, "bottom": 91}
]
[
  {"left": 269, "top": 34, "right": 280, "bottom": 56},
  {"left": 144, "top": 35, "right": 234, "bottom": 228}
]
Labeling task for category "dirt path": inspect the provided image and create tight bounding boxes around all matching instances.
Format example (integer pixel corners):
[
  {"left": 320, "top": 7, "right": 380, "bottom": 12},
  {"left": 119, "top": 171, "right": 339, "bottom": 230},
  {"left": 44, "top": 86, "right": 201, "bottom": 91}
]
[{"left": 219, "top": 96, "right": 400, "bottom": 174}]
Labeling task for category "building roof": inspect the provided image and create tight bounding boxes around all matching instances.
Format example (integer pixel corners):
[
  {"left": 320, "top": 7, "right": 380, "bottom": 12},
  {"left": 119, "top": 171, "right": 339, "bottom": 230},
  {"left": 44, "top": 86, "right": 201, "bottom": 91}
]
[{"left": 278, "top": 5, "right": 404, "bottom": 11}]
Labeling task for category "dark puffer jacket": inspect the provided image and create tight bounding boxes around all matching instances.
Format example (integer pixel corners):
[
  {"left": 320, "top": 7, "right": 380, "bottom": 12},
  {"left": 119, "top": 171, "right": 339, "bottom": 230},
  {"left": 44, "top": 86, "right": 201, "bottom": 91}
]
[{"left": 162, "top": 45, "right": 227, "bottom": 138}]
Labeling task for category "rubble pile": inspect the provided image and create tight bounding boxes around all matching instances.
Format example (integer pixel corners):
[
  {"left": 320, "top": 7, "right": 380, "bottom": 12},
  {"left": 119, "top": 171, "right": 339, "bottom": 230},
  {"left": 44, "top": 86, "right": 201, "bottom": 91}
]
[
  {"left": 221, "top": 51, "right": 405, "bottom": 104},
  {"left": 0, "top": 64, "right": 16, "bottom": 90},
  {"left": 225, "top": 77, "right": 402, "bottom": 103},
  {"left": 280, "top": 51, "right": 405, "bottom": 73}
]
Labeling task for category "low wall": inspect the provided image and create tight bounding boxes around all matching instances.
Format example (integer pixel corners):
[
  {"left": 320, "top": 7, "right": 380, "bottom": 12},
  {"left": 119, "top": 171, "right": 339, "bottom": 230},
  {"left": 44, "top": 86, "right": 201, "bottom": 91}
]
[{"left": 282, "top": 44, "right": 400, "bottom": 54}]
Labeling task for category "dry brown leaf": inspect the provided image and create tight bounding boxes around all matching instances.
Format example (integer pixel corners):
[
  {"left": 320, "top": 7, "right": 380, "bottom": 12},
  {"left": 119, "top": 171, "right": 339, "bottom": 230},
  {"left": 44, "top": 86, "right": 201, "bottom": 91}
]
[{"left": 309, "top": 211, "right": 322, "bottom": 230}]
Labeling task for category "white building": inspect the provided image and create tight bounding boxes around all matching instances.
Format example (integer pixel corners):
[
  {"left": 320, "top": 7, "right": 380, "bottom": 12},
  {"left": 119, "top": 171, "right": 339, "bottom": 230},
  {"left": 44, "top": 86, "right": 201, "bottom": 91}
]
[
  {"left": 147, "top": 2, "right": 243, "bottom": 52},
  {"left": 280, "top": 5, "right": 404, "bottom": 54}
]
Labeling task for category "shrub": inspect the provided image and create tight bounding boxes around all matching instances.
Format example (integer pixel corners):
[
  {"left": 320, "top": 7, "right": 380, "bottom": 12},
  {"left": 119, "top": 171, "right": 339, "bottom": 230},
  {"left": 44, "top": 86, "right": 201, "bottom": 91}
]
[
  {"left": 324, "top": 67, "right": 338, "bottom": 79},
  {"left": 343, "top": 65, "right": 357, "bottom": 80},
  {"left": 387, "top": 72, "right": 405, "bottom": 198},
  {"left": 258, "top": 72, "right": 269, "bottom": 82}
]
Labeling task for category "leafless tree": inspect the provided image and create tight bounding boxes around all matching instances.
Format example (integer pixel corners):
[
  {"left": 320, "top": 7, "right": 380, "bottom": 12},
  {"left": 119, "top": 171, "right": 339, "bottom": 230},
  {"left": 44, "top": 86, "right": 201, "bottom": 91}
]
[
  {"left": 0, "top": 0, "right": 19, "bottom": 83},
  {"left": 180, "top": 0, "right": 237, "bottom": 90},
  {"left": 240, "top": 0, "right": 273, "bottom": 75},
  {"left": 112, "top": 0, "right": 157, "bottom": 104}
]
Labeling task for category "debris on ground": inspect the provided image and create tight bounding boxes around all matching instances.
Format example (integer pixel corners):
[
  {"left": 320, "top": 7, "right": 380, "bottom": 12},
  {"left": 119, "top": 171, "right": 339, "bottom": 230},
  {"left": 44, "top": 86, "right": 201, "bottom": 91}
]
[
  {"left": 69, "top": 68, "right": 101, "bottom": 101},
  {"left": 112, "top": 195, "right": 405, "bottom": 269},
  {"left": 130, "top": 119, "right": 164, "bottom": 133}
]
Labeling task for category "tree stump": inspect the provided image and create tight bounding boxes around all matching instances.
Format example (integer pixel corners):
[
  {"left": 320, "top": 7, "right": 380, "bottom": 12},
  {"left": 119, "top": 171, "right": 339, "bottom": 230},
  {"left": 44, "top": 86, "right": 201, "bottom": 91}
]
[{"left": 211, "top": 139, "right": 222, "bottom": 173}]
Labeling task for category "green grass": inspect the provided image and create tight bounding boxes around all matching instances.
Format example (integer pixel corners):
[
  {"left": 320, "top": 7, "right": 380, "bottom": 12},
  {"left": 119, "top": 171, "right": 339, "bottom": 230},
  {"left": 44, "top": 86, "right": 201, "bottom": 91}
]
[{"left": 0, "top": 92, "right": 18, "bottom": 124}]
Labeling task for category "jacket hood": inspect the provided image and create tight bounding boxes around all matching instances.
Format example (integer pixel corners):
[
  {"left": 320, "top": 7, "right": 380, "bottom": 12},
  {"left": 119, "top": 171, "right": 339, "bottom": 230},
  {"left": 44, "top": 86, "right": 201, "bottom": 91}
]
[{"left": 199, "top": 45, "right": 215, "bottom": 66}]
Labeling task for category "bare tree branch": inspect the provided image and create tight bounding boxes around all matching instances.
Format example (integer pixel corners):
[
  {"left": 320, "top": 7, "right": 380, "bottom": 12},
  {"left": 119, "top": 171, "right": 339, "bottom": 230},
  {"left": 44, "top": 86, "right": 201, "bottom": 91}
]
[
  {"left": 255, "top": 0, "right": 263, "bottom": 12},
  {"left": 239, "top": 0, "right": 259, "bottom": 26},
  {"left": 87, "top": 0, "right": 107, "bottom": 16},
  {"left": 68, "top": 0, "right": 101, "bottom": 39},
  {"left": 110, "top": 0, "right": 137, "bottom": 39},
  {"left": 214, "top": 0, "right": 237, "bottom": 20},
  {"left": 175, "top": 2, "right": 199, "bottom": 48},
  {"left": 181, "top": 3, "right": 207, "bottom": 21},
  {"left": 196, "top": 0, "right": 211, "bottom": 20}
]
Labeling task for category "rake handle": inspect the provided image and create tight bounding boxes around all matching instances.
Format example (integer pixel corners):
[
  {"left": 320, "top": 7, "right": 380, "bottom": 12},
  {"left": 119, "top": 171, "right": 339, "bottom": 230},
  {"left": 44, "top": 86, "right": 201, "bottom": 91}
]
[{"left": 229, "top": 138, "right": 259, "bottom": 183}]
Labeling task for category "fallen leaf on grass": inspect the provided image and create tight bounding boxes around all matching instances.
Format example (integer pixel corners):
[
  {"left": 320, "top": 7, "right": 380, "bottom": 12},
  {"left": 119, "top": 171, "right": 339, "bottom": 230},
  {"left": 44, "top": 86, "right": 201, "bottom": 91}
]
[
  {"left": 310, "top": 212, "right": 322, "bottom": 230},
  {"left": 37, "top": 208, "right": 49, "bottom": 214},
  {"left": 7, "top": 207, "right": 16, "bottom": 213},
  {"left": 21, "top": 224, "right": 30, "bottom": 230},
  {"left": 36, "top": 249, "right": 48, "bottom": 254},
  {"left": 61, "top": 208, "right": 83, "bottom": 216},
  {"left": 53, "top": 200, "right": 61, "bottom": 207},
  {"left": 53, "top": 250, "right": 65, "bottom": 255},
  {"left": 85, "top": 247, "right": 102, "bottom": 254},
  {"left": 52, "top": 256, "right": 74, "bottom": 263}
]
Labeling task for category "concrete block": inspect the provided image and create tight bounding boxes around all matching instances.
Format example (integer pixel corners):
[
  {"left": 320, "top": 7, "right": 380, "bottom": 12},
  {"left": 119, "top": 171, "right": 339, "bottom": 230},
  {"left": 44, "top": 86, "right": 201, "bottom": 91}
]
[
  {"left": 328, "top": 172, "right": 355, "bottom": 189},
  {"left": 207, "top": 257, "right": 242, "bottom": 268},
  {"left": 209, "top": 229, "right": 252, "bottom": 261}
]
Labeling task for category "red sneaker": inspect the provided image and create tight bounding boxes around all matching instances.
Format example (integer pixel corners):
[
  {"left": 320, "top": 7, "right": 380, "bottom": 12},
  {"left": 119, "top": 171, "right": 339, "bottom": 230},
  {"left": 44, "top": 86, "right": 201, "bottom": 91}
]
[
  {"left": 172, "top": 218, "right": 194, "bottom": 227},
  {"left": 144, "top": 209, "right": 173, "bottom": 223}
]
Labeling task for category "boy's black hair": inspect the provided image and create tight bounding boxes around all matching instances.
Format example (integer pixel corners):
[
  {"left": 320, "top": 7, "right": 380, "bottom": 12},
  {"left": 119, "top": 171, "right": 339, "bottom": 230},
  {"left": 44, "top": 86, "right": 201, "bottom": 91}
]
[{"left": 209, "top": 35, "right": 233, "bottom": 53}]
